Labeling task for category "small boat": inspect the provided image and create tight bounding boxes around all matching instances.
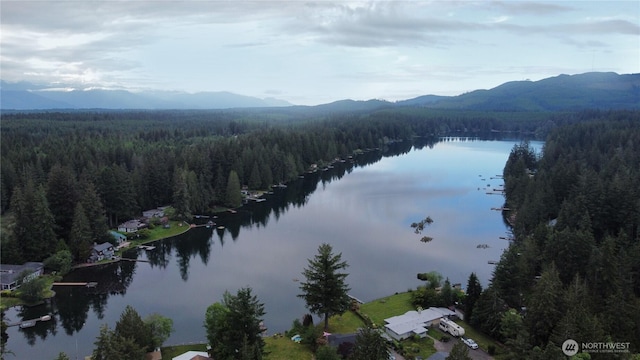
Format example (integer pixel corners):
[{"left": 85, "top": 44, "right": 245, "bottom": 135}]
[
  {"left": 217, "top": 226, "right": 225, "bottom": 230},
  {"left": 40, "top": 315, "right": 52, "bottom": 321},
  {"left": 19, "top": 321, "right": 36, "bottom": 328}
]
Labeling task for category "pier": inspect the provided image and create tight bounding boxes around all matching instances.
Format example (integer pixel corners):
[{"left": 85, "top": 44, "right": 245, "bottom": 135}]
[
  {"left": 120, "top": 257, "right": 150, "bottom": 263},
  {"left": 348, "top": 294, "right": 364, "bottom": 304},
  {"left": 52, "top": 282, "right": 98, "bottom": 287}
]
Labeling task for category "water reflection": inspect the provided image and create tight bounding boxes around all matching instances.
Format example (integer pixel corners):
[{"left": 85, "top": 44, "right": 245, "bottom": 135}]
[{"left": 5, "top": 134, "right": 538, "bottom": 358}]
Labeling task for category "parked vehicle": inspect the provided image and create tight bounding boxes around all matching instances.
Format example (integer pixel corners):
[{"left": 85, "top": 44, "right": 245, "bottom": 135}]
[
  {"left": 438, "top": 318, "right": 465, "bottom": 337},
  {"left": 462, "top": 337, "right": 479, "bottom": 349}
]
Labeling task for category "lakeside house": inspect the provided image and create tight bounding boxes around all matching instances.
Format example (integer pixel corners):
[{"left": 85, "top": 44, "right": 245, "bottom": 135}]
[
  {"left": 384, "top": 307, "right": 456, "bottom": 341},
  {"left": 88, "top": 243, "right": 115, "bottom": 263},
  {"left": 118, "top": 219, "right": 146, "bottom": 233},
  {"left": 0, "top": 262, "right": 44, "bottom": 291},
  {"left": 143, "top": 206, "right": 167, "bottom": 219}
]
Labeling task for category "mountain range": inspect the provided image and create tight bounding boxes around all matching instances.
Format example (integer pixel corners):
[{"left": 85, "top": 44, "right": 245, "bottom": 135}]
[{"left": 1, "top": 72, "right": 638, "bottom": 111}]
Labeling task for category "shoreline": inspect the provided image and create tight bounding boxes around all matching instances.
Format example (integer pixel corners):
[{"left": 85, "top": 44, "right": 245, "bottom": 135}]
[{"left": 72, "top": 220, "right": 194, "bottom": 269}]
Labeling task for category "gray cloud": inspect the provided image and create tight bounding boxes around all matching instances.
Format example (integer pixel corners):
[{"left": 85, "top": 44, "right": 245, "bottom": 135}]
[
  {"left": 490, "top": 1, "right": 573, "bottom": 15},
  {"left": 1, "top": 0, "right": 637, "bottom": 102}
]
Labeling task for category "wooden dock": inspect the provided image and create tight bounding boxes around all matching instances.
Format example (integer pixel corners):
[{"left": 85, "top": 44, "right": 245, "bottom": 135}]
[
  {"left": 52, "top": 282, "right": 98, "bottom": 287},
  {"left": 52, "top": 282, "right": 87, "bottom": 286},
  {"left": 120, "top": 257, "right": 150, "bottom": 263},
  {"left": 348, "top": 294, "right": 364, "bottom": 304}
]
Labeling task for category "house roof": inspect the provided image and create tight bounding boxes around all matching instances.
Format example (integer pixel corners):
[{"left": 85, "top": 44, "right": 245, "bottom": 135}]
[
  {"left": 93, "top": 242, "right": 113, "bottom": 252},
  {"left": 171, "top": 351, "right": 211, "bottom": 360},
  {"left": 119, "top": 220, "right": 142, "bottom": 229},
  {"left": 384, "top": 308, "right": 455, "bottom": 336},
  {"left": 0, "top": 262, "right": 43, "bottom": 285}
]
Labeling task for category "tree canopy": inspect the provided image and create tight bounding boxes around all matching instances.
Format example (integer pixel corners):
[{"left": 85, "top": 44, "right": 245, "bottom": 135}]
[{"left": 205, "top": 287, "right": 266, "bottom": 360}]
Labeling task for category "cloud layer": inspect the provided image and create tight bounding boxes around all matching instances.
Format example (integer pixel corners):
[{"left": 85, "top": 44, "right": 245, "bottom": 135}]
[{"left": 2, "top": 0, "right": 638, "bottom": 104}]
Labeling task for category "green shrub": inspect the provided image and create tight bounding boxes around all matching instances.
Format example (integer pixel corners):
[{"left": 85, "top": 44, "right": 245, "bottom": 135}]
[{"left": 18, "top": 277, "right": 47, "bottom": 303}]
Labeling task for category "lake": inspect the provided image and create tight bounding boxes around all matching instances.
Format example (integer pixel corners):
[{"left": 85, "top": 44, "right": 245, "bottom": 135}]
[{"left": 4, "top": 137, "right": 542, "bottom": 359}]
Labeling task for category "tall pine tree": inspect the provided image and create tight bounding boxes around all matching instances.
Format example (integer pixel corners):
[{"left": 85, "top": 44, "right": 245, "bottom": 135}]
[
  {"left": 46, "top": 164, "right": 78, "bottom": 241},
  {"left": 298, "top": 243, "right": 351, "bottom": 330},
  {"left": 225, "top": 170, "right": 242, "bottom": 208},
  {"left": 68, "top": 203, "right": 92, "bottom": 262}
]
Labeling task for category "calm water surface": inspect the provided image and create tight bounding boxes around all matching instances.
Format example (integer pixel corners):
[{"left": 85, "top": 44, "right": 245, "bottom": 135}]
[{"left": 5, "top": 138, "right": 542, "bottom": 359}]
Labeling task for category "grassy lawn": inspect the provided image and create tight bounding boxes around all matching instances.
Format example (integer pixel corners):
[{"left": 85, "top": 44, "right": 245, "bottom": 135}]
[
  {"left": 328, "top": 310, "right": 365, "bottom": 333},
  {"left": 131, "top": 221, "right": 190, "bottom": 244},
  {"left": 264, "top": 335, "right": 314, "bottom": 360},
  {"left": 401, "top": 336, "right": 437, "bottom": 359},
  {"left": 0, "top": 296, "right": 21, "bottom": 310},
  {"left": 115, "top": 221, "right": 190, "bottom": 256},
  {"left": 160, "top": 337, "right": 314, "bottom": 360},
  {"left": 359, "top": 291, "right": 415, "bottom": 327}
]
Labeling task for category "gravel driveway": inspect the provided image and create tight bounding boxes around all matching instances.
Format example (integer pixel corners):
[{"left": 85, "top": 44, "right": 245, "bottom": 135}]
[{"left": 432, "top": 337, "right": 494, "bottom": 360}]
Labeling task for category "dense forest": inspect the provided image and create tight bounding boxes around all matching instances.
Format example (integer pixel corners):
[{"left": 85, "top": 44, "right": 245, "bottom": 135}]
[{"left": 469, "top": 113, "right": 640, "bottom": 359}]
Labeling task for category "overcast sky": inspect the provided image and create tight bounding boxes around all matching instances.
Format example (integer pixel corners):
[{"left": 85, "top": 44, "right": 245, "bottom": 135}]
[{"left": 1, "top": 1, "right": 638, "bottom": 105}]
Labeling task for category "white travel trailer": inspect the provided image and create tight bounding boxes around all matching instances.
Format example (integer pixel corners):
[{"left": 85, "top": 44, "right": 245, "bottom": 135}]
[{"left": 439, "top": 317, "right": 465, "bottom": 337}]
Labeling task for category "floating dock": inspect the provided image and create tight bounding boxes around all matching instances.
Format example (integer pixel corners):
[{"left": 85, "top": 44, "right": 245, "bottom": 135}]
[
  {"left": 8, "top": 314, "right": 53, "bottom": 328},
  {"left": 52, "top": 282, "right": 98, "bottom": 287},
  {"left": 120, "top": 257, "right": 150, "bottom": 263}
]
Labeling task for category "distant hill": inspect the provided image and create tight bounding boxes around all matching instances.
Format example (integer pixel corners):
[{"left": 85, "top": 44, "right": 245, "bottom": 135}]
[
  {"left": 403, "top": 72, "right": 640, "bottom": 111},
  {"left": 0, "top": 81, "right": 293, "bottom": 110},
  {"left": 2, "top": 72, "right": 638, "bottom": 111},
  {"left": 301, "top": 99, "right": 393, "bottom": 113},
  {"left": 0, "top": 90, "right": 74, "bottom": 109}
]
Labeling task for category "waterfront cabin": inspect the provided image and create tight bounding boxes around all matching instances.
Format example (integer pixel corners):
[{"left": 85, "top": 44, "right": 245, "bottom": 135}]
[
  {"left": 142, "top": 206, "right": 167, "bottom": 219},
  {"left": 118, "top": 219, "right": 145, "bottom": 233},
  {"left": 0, "top": 262, "right": 44, "bottom": 291},
  {"left": 384, "top": 307, "right": 456, "bottom": 341},
  {"left": 89, "top": 243, "right": 115, "bottom": 263}
]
